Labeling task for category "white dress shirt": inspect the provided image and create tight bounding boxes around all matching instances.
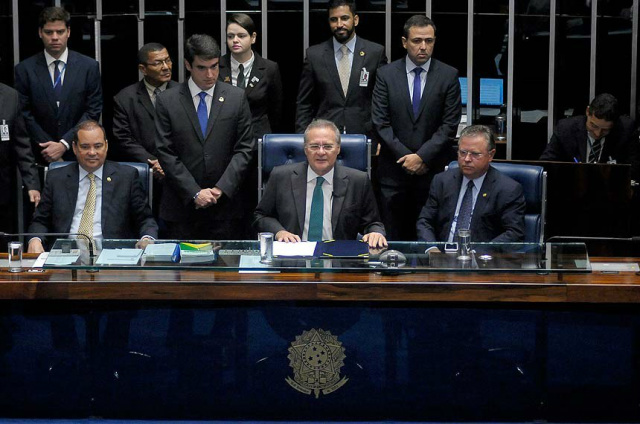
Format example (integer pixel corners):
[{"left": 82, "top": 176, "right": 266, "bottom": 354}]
[
  {"left": 188, "top": 78, "right": 214, "bottom": 118},
  {"left": 333, "top": 35, "right": 357, "bottom": 71},
  {"left": 230, "top": 51, "right": 255, "bottom": 87},
  {"left": 406, "top": 56, "right": 431, "bottom": 102}
]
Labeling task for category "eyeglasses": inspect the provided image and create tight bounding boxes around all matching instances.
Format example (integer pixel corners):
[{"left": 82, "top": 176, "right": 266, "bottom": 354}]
[
  {"left": 457, "top": 149, "right": 487, "bottom": 159},
  {"left": 146, "top": 58, "right": 172, "bottom": 67},
  {"left": 306, "top": 144, "right": 337, "bottom": 152}
]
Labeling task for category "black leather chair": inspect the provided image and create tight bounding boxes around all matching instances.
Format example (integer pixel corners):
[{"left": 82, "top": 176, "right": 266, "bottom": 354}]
[
  {"left": 448, "top": 161, "right": 547, "bottom": 244},
  {"left": 257, "top": 134, "right": 371, "bottom": 201}
]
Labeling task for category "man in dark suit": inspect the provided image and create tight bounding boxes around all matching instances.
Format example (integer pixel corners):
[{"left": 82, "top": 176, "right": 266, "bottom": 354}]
[
  {"left": 539, "top": 93, "right": 639, "bottom": 181},
  {"left": 0, "top": 82, "right": 41, "bottom": 231},
  {"left": 295, "top": 0, "right": 387, "bottom": 145},
  {"left": 28, "top": 120, "right": 157, "bottom": 253},
  {"left": 254, "top": 119, "right": 387, "bottom": 248},
  {"left": 417, "top": 125, "right": 525, "bottom": 244},
  {"left": 155, "top": 34, "right": 254, "bottom": 240},
  {"left": 14, "top": 6, "right": 102, "bottom": 166},
  {"left": 372, "top": 15, "right": 461, "bottom": 241}
]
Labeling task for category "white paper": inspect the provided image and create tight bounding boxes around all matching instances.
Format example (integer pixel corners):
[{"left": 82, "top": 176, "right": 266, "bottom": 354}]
[
  {"left": 96, "top": 248, "right": 143, "bottom": 265},
  {"left": 273, "top": 241, "right": 316, "bottom": 257},
  {"left": 46, "top": 249, "right": 81, "bottom": 265}
]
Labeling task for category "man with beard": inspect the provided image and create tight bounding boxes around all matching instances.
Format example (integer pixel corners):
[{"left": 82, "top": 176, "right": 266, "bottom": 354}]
[{"left": 295, "top": 0, "right": 387, "bottom": 149}]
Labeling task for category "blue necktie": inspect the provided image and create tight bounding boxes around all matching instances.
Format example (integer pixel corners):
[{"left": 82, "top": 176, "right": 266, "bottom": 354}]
[
  {"left": 454, "top": 180, "right": 474, "bottom": 235},
  {"left": 197, "top": 91, "right": 208, "bottom": 137},
  {"left": 412, "top": 67, "right": 423, "bottom": 117},
  {"left": 308, "top": 177, "right": 325, "bottom": 241},
  {"left": 53, "top": 60, "right": 62, "bottom": 100}
]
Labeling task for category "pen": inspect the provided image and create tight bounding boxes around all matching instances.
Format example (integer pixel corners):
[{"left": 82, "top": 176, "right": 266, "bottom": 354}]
[{"left": 573, "top": 157, "right": 579, "bottom": 163}]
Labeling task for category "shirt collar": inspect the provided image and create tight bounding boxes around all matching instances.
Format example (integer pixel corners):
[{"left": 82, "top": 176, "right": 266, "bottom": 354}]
[
  {"left": 405, "top": 56, "right": 431, "bottom": 75},
  {"left": 143, "top": 78, "right": 167, "bottom": 93},
  {"left": 79, "top": 164, "right": 104, "bottom": 181},
  {"left": 188, "top": 77, "right": 215, "bottom": 98},
  {"left": 333, "top": 35, "right": 357, "bottom": 55},
  {"left": 461, "top": 170, "right": 487, "bottom": 190},
  {"left": 307, "top": 166, "right": 335, "bottom": 186},
  {"left": 44, "top": 48, "right": 69, "bottom": 67},
  {"left": 230, "top": 51, "right": 255, "bottom": 72}
]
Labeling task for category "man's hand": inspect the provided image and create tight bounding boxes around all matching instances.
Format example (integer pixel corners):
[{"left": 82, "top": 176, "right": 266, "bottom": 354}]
[
  {"left": 194, "top": 188, "right": 217, "bottom": 209},
  {"left": 397, "top": 153, "right": 426, "bottom": 175},
  {"left": 135, "top": 237, "right": 153, "bottom": 250},
  {"left": 28, "top": 190, "right": 41, "bottom": 207},
  {"left": 39, "top": 141, "right": 66, "bottom": 163},
  {"left": 28, "top": 238, "right": 44, "bottom": 254},
  {"left": 362, "top": 232, "right": 388, "bottom": 249},
  {"left": 148, "top": 159, "right": 165, "bottom": 179},
  {"left": 211, "top": 186, "right": 223, "bottom": 203},
  {"left": 276, "top": 230, "right": 301, "bottom": 243}
]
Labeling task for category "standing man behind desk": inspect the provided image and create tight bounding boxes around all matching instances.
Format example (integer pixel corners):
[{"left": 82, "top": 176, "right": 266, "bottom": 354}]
[
  {"left": 112, "top": 43, "right": 177, "bottom": 224},
  {"left": 295, "top": 0, "right": 387, "bottom": 145},
  {"left": 155, "top": 34, "right": 254, "bottom": 240},
  {"left": 15, "top": 7, "right": 102, "bottom": 165},
  {"left": 27, "top": 120, "right": 157, "bottom": 253},
  {"left": 539, "top": 93, "right": 639, "bottom": 181},
  {"left": 372, "top": 15, "right": 461, "bottom": 241},
  {"left": 417, "top": 125, "right": 525, "bottom": 244},
  {"left": 254, "top": 119, "right": 387, "bottom": 248}
]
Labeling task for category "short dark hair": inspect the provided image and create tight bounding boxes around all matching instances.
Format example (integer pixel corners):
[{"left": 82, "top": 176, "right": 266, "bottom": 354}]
[
  {"left": 588, "top": 93, "right": 619, "bottom": 122},
  {"left": 137, "top": 43, "right": 167, "bottom": 65},
  {"left": 327, "top": 0, "right": 357, "bottom": 15},
  {"left": 458, "top": 125, "right": 495, "bottom": 151},
  {"left": 184, "top": 34, "right": 220, "bottom": 65},
  {"left": 39, "top": 7, "right": 71, "bottom": 28},
  {"left": 227, "top": 13, "right": 256, "bottom": 35},
  {"left": 73, "top": 120, "right": 107, "bottom": 144},
  {"left": 304, "top": 119, "right": 341, "bottom": 146},
  {"left": 403, "top": 15, "right": 436, "bottom": 38}
]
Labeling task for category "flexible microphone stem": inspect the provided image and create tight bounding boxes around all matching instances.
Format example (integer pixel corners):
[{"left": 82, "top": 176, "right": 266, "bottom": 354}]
[{"left": 0, "top": 232, "right": 95, "bottom": 260}]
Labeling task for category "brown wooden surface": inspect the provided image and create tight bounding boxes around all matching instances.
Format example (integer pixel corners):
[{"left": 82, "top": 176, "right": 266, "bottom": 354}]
[{"left": 0, "top": 257, "right": 638, "bottom": 303}]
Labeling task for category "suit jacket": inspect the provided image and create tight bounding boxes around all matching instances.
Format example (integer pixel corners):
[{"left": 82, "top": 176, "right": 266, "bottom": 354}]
[
  {"left": 28, "top": 161, "right": 158, "bottom": 239},
  {"left": 14, "top": 50, "right": 103, "bottom": 164},
  {"left": 416, "top": 166, "right": 525, "bottom": 243},
  {"left": 112, "top": 79, "right": 178, "bottom": 162},
  {"left": 0, "top": 83, "right": 40, "bottom": 205},
  {"left": 372, "top": 58, "right": 461, "bottom": 187},
  {"left": 219, "top": 52, "right": 283, "bottom": 139},
  {"left": 539, "top": 115, "right": 639, "bottom": 180},
  {"left": 154, "top": 81, "right": 254, "bottom": 222},
  {"left": 254, "top": 162, "right": 385, "bottom": 239},
  {"left": 295, "top": 37, "right": 387, "bottom": 139}
]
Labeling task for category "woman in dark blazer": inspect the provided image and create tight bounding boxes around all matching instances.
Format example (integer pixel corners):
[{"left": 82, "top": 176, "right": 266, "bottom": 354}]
[
  {"left": 219, "top": 13, "right": 284, "bottom": 238},
  {"left": 219, "top": 13, "right": 283, "bottom": 138}
]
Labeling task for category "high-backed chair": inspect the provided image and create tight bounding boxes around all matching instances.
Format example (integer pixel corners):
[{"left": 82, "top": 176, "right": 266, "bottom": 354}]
[
  {"left": 46, "top": 161, "right": 153, "bottom": 209},
  {"left": 258, "top": 133, "right": 371, "bottom": 201},
  {"left": 448, "top": 161, "right": 547, "bottom": 244}
]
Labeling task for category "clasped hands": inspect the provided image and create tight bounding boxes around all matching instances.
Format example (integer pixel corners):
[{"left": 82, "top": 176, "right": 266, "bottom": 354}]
[
  {"left": 194, "top": 187, "right": 223, "bottom": 209},
  {"left": 397, "top": 153, "right": 427, "bottom": 175}
]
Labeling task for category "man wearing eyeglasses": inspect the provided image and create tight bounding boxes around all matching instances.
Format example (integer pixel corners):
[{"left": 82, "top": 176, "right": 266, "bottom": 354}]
[
  {"left": 254, "top": 119, "right": 387, "bottom": 248},
  {"left": 417, "top": 125, "right": 525, "bottom": 243}
]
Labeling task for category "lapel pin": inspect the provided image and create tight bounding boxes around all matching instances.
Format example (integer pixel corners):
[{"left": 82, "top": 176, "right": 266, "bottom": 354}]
[
  {"left": 107, "top": 177, "right": 112, "bottom": 182},
  {"left": 251, "top": 76, "right": 259, "bottom": 83},
  {"left": 224, "top": 76, "right": 230, "bottom": 82},
  {"left": 249, "top": 83, "right": 254, "bottom": 88},
  {"left": 360, "top": 51, "right": 365, "bottom": 56},
  {"left": 482, "top": 193, "right": 487, "bottom": 197},
  {"left": 218, "top": 97, "right": 224, "bottom": 102}
]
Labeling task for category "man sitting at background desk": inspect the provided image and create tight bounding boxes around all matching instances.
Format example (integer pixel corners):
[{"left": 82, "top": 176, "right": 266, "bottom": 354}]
[
  {"left": 254, "top": 119, "right": 387, "bottom": 248},
  {"left": 417, "top": 125, "right": 525, "bottom": 244},
  {"left": 27, "top": 120, "right": 157, "bottom": 253},
  {"left": 539, "top": 93, "right": 639, "bottom": 181}
]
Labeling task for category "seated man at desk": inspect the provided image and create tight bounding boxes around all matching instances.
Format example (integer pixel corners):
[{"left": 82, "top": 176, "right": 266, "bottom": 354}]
[
  {"left": 539, "top": 93, "right": 639, "bottom": 180},
  {"left": 27, "top": 119, "right": 157, "bottom": 252},
  {"left": 254, "top": 119, "right": 387, "bottom": 248},
  {"left": 417, "top": 125, "right": 525, "bottom": 243}
]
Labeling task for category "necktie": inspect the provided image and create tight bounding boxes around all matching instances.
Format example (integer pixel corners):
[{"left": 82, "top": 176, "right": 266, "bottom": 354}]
[
  {"left": 237, "top": 64, "right": 245, "bottom": 89},
  {"left": 78, "top": 173, "right": 97, "bottom": 244},
  {"left": 152, "top": 87, "right": 161, "bottom": 107},
  {"left": 308, "top": 177, "right": 325, "bottom": 241},
  {"left": 338, "top": 45, "right": 350, "bottom": 97},
  {"left": 53, "top": 60, "right": 62, "bottom": 100},
  {"left": 197, "top": 91, "right": 208, "bottom": 137},
  {"left": 454, "top": 180, "right": 474, "bottom": 236},
  {"left": 412, "top": 67, "right": 423, "bottom": 117},
  {"left": 588, "top": 138, "right": 603, "bottom": 163}
]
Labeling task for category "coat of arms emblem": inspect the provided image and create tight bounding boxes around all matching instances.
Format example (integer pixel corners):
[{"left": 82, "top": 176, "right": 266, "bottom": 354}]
[{"left": 285, "top": 328, "right": 348, "bottom": 398}]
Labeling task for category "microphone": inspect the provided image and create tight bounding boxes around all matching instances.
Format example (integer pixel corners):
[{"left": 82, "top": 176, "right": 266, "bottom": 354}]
[{"left": 0, "top": 232, "right": 95, "bottom": 259}]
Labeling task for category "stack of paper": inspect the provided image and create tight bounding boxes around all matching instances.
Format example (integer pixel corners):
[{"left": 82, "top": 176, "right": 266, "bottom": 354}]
[
  {"left": 180, "top": 242, "right": 217, "bottom": 264},
  {"left": 143, "top": 243, "right": 180, "bottom": 262}
]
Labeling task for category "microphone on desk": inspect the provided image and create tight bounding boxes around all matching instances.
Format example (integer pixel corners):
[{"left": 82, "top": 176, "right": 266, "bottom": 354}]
[{"left": 0, "top": 232, "right": 96, "bottom": 260}]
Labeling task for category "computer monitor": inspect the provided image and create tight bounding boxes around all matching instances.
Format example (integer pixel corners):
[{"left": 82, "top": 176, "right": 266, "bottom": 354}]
[
  {"left": 459, "top": 77, "right": 468, "bottom": 105},
  {"left": 479, "top": 78, "right": 504, "bottom": 106}
]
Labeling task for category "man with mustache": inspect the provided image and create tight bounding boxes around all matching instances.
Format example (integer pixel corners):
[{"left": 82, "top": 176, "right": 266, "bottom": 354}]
[{"left": 295, "top": 0, "right": 387, "bottom": 151}]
